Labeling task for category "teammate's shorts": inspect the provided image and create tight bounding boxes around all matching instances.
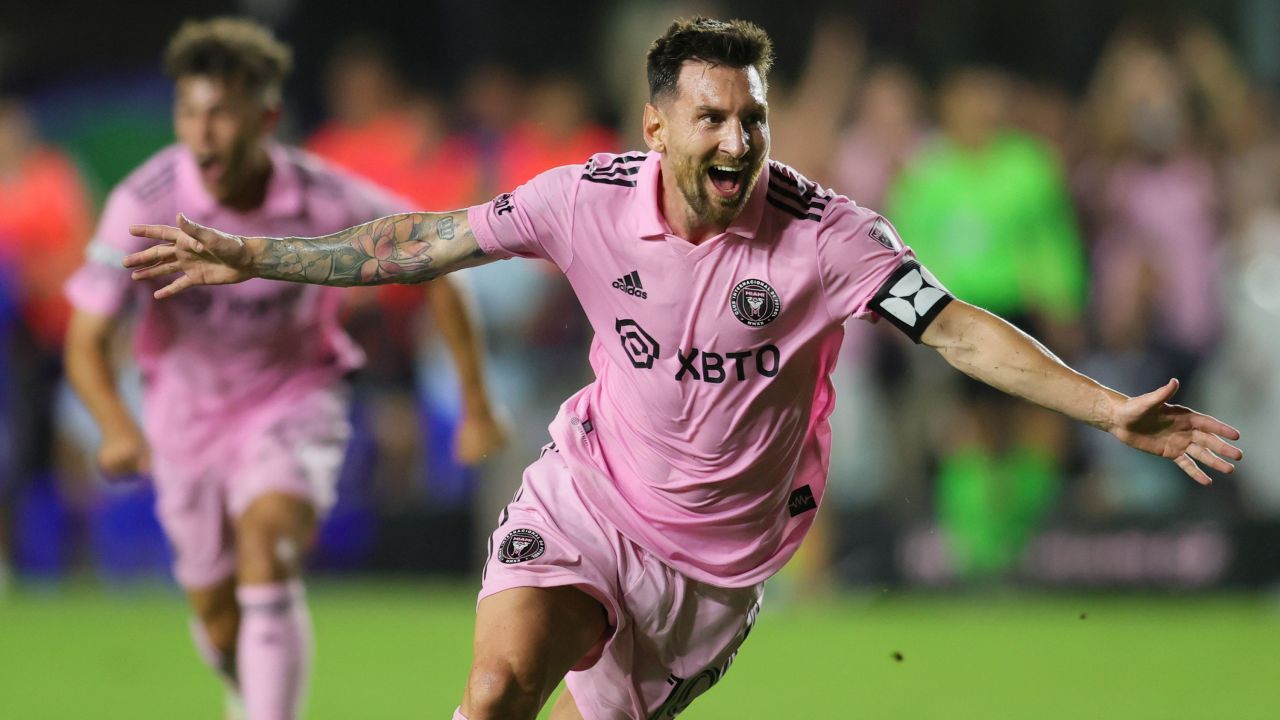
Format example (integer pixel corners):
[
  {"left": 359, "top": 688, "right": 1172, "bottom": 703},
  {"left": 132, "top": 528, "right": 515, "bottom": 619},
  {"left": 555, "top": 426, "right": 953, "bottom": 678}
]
[
  {"left": 151, "top": 385, "right": 350, "bottom": 589},
  {"left": 479, "top": 445, "right": 763, "bottom": 719}
]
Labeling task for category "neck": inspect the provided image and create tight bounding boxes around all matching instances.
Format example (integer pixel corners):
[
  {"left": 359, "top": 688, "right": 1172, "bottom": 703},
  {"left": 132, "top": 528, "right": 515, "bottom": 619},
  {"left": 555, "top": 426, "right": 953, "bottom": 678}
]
[{"left": 220, "top": 147, "right": 272, "bottom": 212}]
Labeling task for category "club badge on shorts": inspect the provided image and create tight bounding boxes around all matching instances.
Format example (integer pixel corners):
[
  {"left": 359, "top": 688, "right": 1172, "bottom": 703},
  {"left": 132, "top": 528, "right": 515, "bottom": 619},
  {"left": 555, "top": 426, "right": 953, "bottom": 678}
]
[
  {"left": 498, "top": 528, "right": 546, "bottom": 564},
  {"left": 730, "top": 279, "right": 781, "bottom": 327}
]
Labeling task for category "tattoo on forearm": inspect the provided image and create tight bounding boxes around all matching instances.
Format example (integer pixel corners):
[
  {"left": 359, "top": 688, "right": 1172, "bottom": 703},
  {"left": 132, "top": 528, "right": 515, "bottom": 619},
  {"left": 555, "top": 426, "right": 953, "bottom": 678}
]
[
  {"left": 436, "top": 216, "right": 455, "bottom": 241},
  {"left": 256, "top": 212, "right": 482, "bottom": 286}
]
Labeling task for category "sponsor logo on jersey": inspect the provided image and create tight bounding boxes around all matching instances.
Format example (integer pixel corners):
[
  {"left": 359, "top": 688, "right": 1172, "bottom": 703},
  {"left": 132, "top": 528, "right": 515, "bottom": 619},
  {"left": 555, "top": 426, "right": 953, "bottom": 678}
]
[
  {"left": 497, "top": 528, "right": 545, "bottom": 564},
  {"left": 613, "top": 270, "right": 648, "bottom": 299},
  {"left": 617, "top": 319, "right": 783, "bottom": 384},
  {"left": 675, "top": 345, "right": 780, "bottom": 384},
  {"left": 788, "top": 485, "right": 817, "bottom": 517},
  {"left": 730, "top": 279, "right": 781, "bottom": 327},
  {"left": 616, "top": 319, "right": 660, "bottom": 368}
]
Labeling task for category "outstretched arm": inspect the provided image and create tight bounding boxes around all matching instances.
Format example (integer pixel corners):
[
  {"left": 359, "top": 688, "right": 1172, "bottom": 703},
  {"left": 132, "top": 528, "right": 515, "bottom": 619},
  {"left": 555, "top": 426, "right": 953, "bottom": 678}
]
[
  {"left": 125, "top": 210, "right": 492, "bottom": 298},
  {"left": 921, "top": 300, "right": 1242, "bottom": 485}
]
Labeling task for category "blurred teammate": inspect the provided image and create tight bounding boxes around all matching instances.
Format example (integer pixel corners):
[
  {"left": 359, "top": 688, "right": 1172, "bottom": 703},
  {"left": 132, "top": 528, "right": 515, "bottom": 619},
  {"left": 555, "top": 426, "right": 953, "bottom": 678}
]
[
  {"left": 63, "top": 18, "right": 503, "bottom": 720},
  {"left": 124, "top": 18, "right": 1242, "bottom": 719}
]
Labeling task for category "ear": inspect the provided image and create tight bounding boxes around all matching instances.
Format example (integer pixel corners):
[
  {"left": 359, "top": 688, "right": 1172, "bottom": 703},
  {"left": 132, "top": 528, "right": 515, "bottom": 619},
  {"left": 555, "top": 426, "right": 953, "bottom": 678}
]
[{"left": 643, "top": 102, "right": 666, "bottom": 153}]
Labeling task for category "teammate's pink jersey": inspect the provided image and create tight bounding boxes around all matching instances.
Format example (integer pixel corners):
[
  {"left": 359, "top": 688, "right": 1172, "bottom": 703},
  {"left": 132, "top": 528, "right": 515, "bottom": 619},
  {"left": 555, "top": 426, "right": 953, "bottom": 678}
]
[
  {"left": 469, "top": 151, "right": 923, "bottom": 587},
  {"left": 66, "top": 142, "right": 404, "bottom": 456}
]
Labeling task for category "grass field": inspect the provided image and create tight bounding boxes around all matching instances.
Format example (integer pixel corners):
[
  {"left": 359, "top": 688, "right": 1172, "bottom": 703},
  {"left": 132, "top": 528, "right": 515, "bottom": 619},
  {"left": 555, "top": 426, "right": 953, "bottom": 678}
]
[{"left": 1, "top": 580, "right": 1278, "bottom": 719}]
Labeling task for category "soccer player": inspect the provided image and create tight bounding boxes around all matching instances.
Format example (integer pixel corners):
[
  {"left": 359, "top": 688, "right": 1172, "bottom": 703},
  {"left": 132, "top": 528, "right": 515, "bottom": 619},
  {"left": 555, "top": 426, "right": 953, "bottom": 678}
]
[
  {"left": 124, "top": 18, "right": 1243, "bottom": 720},
  {"left": 63, "top": 18, "right": 504, "bottom": 720}
]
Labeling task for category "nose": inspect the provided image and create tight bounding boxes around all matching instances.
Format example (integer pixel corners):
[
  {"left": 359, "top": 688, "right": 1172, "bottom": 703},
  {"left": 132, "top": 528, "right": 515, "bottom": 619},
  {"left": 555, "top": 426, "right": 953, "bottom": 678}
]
[{"left": 719, "top": 119, "right": 749, "bottom": 159}]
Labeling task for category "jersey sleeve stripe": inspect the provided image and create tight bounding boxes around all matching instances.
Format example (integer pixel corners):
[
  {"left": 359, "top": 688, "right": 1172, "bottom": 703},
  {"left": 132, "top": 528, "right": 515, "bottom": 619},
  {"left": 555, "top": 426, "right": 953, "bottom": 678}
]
[
  {"left": 765, "top": 194, "right": 822, "bottom": 221},
  {"left": 582, "top": 175, "right": 638, "bottom": 188}
]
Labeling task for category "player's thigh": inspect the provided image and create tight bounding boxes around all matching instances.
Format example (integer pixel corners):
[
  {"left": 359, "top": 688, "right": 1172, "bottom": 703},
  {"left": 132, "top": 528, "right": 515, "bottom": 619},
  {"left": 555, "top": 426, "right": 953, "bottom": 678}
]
[
  {"left": 466, "top": 586, "right": 607, "bottom": 707},
  {"left": 234, "top": 492, "right": 316, "bottom": 583},
  {"left": 549, "top": 687, "right": 586, "bottom": 720}
]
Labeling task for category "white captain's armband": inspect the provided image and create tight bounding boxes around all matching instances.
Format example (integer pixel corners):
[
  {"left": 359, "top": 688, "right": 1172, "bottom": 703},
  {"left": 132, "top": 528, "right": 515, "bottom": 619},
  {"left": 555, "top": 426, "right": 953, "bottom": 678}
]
[{"left": 868, "top": 260, "right": 954, "bottom": 343}]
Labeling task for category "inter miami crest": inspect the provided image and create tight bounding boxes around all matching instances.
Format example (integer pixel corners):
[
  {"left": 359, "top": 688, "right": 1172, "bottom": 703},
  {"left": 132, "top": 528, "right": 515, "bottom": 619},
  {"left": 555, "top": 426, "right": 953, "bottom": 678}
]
[
  {"left": 497, "top": 528, "right": 545, "bottom": 564},
  {"left": 730, "top": 279, "right": 781, "bottom": 327}
]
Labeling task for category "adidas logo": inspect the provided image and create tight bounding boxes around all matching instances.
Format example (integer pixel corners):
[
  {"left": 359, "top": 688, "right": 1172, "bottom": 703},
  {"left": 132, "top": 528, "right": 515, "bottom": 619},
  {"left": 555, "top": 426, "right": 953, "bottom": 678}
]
[{"left": 612, "top": 271, "right": 648, "bottom": 299}]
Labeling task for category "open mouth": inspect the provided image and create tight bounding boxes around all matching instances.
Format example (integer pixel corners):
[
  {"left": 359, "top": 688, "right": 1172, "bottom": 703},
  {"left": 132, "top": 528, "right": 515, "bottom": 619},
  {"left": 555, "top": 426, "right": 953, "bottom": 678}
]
[
  {"left": 197, "top": 156, "right": 225, "bottom": 183},
  {"left": 707, "top": 164, "right": 745, "bottom": 199}
]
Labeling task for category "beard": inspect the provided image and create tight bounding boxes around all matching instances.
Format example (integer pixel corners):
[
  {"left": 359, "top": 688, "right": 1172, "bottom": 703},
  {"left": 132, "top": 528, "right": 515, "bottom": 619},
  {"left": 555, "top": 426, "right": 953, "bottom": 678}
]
[{"left": 670, "top": 150, "right": 764, "bottom": 228}]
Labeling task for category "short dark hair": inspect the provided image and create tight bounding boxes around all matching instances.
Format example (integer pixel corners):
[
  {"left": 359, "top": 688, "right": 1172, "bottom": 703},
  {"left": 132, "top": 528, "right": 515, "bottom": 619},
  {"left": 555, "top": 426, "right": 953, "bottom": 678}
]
[
  {"left": 646, "top": 17, "right": 774, "bottom": 101},
  {"left": 164, "top": 17, "right": 293, "bottom": 104}
]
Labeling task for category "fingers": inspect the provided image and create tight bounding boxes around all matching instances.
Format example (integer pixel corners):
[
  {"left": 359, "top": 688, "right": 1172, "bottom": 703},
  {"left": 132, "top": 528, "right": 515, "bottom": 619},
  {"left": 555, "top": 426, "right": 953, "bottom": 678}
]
[
  {"left": 154, "top": 274, "right": 195, "bottom": 299},
  {"left": 176, "top": 213, "right": 208, "bottom": 250},
  {"left": 122, "top": 243, "right": 177, "bottom": 269},
  {"left": 130, "top": 260, "right": 183, "bottom": 281},
  {"left": 1138, "top": 378, "right": 1180, "bottom": 409},
  {"left": 1193, "top": 429, "right": 1243, "bottom": 461},
  {"left": 1190, "top": 412, "right": 1242, "bottom": 442},
  {"left": 1174, "top": 453, "right": 1213, "bottom": 486},
  {"left": 1187, "top": 442, "right": 1234, "bottom": 475},
  {"left": 129, "top": 223, "right": 185, "bottom": 243}
]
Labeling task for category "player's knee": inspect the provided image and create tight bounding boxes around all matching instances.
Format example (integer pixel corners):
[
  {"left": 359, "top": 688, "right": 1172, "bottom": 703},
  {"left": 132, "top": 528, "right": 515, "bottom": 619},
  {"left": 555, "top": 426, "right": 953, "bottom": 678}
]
[
  {"left": 237, "top": 525, "right": 302, "bottom": 582},
  {"left": 465, "top": 660, "right": 544, "bottom": 720},
  {"left": 236, "top": 496, "right": 314, "bottom": 582}
]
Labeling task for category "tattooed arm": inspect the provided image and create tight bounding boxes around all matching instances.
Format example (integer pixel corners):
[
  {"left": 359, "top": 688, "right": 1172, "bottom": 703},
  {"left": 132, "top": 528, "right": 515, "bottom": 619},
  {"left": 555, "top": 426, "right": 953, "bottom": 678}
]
[{"left": 125, "top": 210, "right": 492, "bottom": 298}]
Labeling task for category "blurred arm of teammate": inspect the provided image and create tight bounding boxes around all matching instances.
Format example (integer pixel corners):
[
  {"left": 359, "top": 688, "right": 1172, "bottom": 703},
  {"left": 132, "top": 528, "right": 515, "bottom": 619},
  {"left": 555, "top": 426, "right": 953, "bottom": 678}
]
[
  {"left": 64, "top": 308, "right": 151, "bottom": 478},
  {"left": 124, "top": 210, "right": 494, "bottom": 298},
  {"left": 426, "top": 276, "right": 508, "bottom": 465},
  {"left": 920, "top": 299, "right": 1242, "bottom": 486}
]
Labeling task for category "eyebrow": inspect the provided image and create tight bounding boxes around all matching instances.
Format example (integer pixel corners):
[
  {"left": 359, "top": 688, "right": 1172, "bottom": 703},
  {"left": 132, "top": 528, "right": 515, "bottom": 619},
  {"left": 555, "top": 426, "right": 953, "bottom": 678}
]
[{"left": 693, "top": 103, "right": 768, "bottom": 114}]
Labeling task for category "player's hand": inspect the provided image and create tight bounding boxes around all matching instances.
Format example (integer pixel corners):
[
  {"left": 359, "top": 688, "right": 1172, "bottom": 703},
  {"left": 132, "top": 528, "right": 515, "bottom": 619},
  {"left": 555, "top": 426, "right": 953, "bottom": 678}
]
[
  {"left": 98, "top": 426, "right": 152, "bottom": 480},
  {"left": 1108, "top": 378, "right": 1243, "bottom": 485},
  {"left": 125, "top": 213, "right": 255, "bottom": 299},
  {"left": 454, "top": 410, "right": 508, "bottom": 465}
]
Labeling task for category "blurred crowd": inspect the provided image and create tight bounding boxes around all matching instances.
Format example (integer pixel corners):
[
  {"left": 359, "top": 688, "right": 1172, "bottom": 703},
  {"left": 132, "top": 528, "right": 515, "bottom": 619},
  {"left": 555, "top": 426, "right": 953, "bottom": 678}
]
[{"left": 1, "top": 9, "right": 1278, "bottom": 590}]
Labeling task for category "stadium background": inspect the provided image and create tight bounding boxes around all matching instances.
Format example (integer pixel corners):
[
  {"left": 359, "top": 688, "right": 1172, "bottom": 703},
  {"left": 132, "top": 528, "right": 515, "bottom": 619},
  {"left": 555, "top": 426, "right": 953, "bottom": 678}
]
[{"left": 1, "top": 0, "right": 1278, "bottom": 717}]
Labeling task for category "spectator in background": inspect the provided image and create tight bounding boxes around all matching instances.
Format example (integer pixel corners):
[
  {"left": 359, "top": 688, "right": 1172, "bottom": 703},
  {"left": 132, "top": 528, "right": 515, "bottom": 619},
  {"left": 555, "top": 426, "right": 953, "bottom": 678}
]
[
  {"left": 308, "top": 37, "right": 482, "bottom": 209},
  {"left": 833, "top": 63, "right": 927, "bottom": 214},
  {"left": 766, "top": 18, "right": 862, "bottom": 184},
  {"left": 459, "top": 62, "right": 523, "bottom": 198},
  {"left": 308, "top": 37, "right": 497, "bottom": 510},
  {"left": 497, "top": 73, "right": 619, "bottom": 192},
  {"left": 0, "top": 96, "right": 93, "bottom": 591},
  {"left": 790, "top": 60, "right": 929, "bottom": 598},
  {"left": 887, "top": 68, "right": 1087, "bottom": 578},
  {"left": 1208, "top": 86, "right": 1280, "bottom": 518},
  {"left": 1074, "top": 25, "right": 1232, "bottom": 515}
]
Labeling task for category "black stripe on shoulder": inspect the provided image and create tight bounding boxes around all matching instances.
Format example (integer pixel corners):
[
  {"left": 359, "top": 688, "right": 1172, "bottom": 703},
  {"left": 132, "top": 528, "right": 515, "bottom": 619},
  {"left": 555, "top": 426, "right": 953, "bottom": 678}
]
[
  {"left": 585, "top": 154, "right": 645, "bottom": 177},
  {"left": 131, "top": 161, "right": 176, "bottom": 203},
  {"left": 768, "top": 162, "right": 832, "bottom": 207},
  {"left": 582, "top": 175, "right": 637, "bottom": 188},
  {"left": 589, "top": 164, "right": 641, "bottom": 179},
  {"left": 767, "top": 176, "right": 828, "bottom": 210},
  {"left": 766, "top": 194, "right": 822, "bottom": 221},
  {"left": 594, "top": 152, "right": 647, "bottom": 168}
]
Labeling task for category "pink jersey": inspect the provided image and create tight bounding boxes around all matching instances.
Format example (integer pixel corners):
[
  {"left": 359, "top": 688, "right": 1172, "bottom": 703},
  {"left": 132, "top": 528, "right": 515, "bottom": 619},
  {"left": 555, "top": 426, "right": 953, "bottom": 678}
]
[
  {"left": 469, "top": 151, "right": 927, "bottom": 587},
  {"left": 66, "top": 142, "right": 406, "bottom": 456}
]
